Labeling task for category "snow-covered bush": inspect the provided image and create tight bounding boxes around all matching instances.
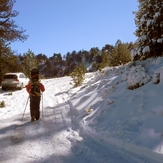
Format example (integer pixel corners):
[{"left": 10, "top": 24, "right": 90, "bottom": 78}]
[{"left": 127, "top": 65, "right": 151, "bottom": 89}]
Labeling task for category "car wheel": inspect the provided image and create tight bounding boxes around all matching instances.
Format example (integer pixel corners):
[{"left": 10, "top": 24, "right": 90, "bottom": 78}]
[{"left": 2, "top": 86, "right": 6, "bottom": 90}]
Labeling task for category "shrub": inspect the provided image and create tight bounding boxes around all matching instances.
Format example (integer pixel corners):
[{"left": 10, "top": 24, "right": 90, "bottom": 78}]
[
  {"left": 70, "top": 63, "right": 86, "bottom": 87},
  {"left": 0, "top": 101, "right": 6, "bottom": 108},
  {"left": 109, "top": 43, "right": 131, "bottom": 66}
]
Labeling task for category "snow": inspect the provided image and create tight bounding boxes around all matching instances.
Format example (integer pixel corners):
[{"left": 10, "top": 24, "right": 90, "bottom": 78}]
[
  {"left": 157, "top": 38, "right": 163, "bottom": 43},
  {"left": 154, "top": 12, "right": 160, "bottom": 19},
  {"left": 1, "top": 57, "right": 163, "bottom": 162},
  {"left": 142, "top": 46, "right": 150, "bottom": 54}
]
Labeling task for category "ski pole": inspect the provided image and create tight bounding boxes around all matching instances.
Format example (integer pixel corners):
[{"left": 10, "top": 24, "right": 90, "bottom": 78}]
[
  {"left": 21, "top": 96, "right": 29, "bottom": 121},
  {"left": 42, "top": 93, "right": 43, "bottom": 118}
]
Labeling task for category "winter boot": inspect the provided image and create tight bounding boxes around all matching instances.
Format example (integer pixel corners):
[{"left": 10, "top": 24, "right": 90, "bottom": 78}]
[{"left": 31, "top": 117, "right": 35, "bottom": 122}]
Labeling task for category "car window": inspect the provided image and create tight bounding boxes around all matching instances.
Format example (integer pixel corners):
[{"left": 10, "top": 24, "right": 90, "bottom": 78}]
[
  {"left": 4, "top": 75, "right": 17, "bottom": 79},
  {"left": 19, "top": 74, "right": 25, "bottom": 78}
]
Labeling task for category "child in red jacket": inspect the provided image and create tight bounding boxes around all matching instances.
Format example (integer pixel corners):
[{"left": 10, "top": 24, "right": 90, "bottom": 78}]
[{"left": 26, "top": 68, "right": 45, "bottom": 122}]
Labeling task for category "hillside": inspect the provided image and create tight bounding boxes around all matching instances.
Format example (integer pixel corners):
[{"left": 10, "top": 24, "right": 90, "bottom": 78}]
[{"left": 1, "top": 57, "right": 163, "bottom": 162}]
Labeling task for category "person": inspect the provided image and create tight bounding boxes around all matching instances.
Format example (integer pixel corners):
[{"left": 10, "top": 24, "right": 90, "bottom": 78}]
[{"left": 26, "top": 68, "right": 45, "bottom": 122}]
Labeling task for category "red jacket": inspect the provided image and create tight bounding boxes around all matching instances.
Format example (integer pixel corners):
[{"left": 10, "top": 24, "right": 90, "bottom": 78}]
[{"left": 26, "top": 82, "right": 45, "bottom": 94}]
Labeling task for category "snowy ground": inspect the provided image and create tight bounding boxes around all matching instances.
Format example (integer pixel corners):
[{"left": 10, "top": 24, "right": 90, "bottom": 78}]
[{"left": 1, "top": 57, "right": 163, "bottom": 163}]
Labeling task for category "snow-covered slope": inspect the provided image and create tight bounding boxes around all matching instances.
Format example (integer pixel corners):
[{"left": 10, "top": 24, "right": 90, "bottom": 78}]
[
  {"left": 1, "top": 57, "right": 163, "bottom": 162},
  {"left": 69, "top": 57, "right": 163, "bottom": 163}
]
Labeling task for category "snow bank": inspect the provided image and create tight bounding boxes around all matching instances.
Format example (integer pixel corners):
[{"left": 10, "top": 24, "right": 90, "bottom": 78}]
[{"left": 69, "top": 57, "right": 163, "bottom": 162}]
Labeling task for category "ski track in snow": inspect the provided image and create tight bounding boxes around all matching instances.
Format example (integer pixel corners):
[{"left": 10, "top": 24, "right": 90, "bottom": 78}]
[{"left": 0, "top": 77, "right": 156, "bottom": 163}]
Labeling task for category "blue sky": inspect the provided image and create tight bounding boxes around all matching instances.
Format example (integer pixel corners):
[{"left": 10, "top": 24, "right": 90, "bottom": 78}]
[{"left": 11, "top": 0, "right": 138, "bottom": 58}]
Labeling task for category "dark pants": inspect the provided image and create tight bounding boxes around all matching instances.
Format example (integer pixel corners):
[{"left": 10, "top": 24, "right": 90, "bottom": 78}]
[{"left": 30, "top": 96, "right": 41, "bottom": 120}]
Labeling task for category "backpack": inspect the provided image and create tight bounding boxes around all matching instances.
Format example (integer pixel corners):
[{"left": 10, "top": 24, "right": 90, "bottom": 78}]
[
  {"left": 31, "top": 68, "right": 39, "bottom": 82},
  {"left": 30, "top": 82, "right": 41, "bottom": 96}
]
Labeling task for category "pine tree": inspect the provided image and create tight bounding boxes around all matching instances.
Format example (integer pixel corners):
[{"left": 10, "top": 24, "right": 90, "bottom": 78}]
[
  {"left": 133, "top": 0, "right": 163, "bottom": 59},
  {"left": 96, "top": 50, "right": 110, "bottom": 71},
  {"left": 70, "top": 63, "right": 86, "bottom": 87},
  {"left": 23, "top": 49, "right": 38, "bottom": 78},
  {"left": 1, "top": 50, "right": 21, "bottom": 76},
  {"left": 0, "top": 0, "right": 28, "bottom": 82},
  {"left": 108, "top": 41, "right": 131, "bottom": 66},
  {"left": 36, "top": 53, "right": 48, "bottom": 78},
  {"left": 0, "top": 0, "right": 28, "bottom": 43}
]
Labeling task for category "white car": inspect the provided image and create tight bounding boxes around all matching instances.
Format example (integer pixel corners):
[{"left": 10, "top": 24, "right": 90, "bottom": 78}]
[{"left": 2, "top": 72, "right": 29, "bottom": 90}]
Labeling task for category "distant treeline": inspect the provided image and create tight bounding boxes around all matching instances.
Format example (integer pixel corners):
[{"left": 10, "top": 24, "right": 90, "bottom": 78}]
[{"left": 1, "top": 40, "right": 135, "bottom": 79}]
